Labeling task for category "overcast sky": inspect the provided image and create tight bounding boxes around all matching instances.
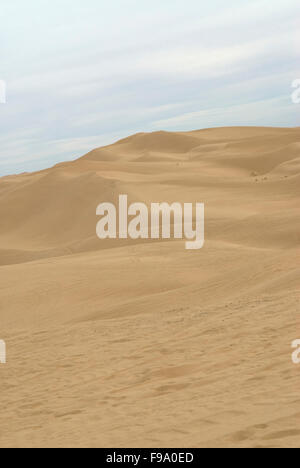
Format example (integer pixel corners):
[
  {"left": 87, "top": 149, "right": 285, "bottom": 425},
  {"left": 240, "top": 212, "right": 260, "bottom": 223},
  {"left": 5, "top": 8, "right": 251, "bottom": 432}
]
[{"left": 0, "top": 0, "right": 299, "bottom": 175}]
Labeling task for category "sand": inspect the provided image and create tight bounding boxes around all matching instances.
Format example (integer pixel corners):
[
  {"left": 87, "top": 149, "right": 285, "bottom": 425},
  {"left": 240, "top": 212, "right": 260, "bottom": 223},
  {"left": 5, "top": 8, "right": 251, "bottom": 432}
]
[{"left": 0, "top": 126, "right": 299, "bottom": 448}]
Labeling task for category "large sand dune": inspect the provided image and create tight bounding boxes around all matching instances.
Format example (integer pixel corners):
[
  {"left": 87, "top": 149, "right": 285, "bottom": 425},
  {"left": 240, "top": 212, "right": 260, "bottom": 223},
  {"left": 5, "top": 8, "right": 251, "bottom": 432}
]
[{"left": 0, "top": 127, "right": 299, "bottom": 448}]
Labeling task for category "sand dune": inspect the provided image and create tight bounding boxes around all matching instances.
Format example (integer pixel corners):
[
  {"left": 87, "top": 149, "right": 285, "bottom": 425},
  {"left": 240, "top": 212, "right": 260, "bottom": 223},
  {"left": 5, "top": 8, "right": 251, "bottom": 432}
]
[{"left": 0, "top": 127, "right": 299, "bottom": 447}]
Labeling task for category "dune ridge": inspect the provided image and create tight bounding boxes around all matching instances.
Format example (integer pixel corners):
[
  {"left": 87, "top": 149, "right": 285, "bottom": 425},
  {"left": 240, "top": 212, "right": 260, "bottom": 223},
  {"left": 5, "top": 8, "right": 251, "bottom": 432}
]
[{"left": 0, "top": 127, "right": 299, "bottom": 448}]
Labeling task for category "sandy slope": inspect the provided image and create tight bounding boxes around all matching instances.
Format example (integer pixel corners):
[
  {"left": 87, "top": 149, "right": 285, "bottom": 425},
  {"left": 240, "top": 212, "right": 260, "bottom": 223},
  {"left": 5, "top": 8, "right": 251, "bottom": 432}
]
[{"left": 0, "top": 127, "right": 299, "bottom": 448}]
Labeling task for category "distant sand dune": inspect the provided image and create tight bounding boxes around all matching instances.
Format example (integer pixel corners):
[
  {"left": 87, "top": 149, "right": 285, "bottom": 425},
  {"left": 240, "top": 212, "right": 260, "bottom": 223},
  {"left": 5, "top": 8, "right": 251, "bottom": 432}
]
[{"left": 0, "top": 127, "right": 299, "bottom": 448}]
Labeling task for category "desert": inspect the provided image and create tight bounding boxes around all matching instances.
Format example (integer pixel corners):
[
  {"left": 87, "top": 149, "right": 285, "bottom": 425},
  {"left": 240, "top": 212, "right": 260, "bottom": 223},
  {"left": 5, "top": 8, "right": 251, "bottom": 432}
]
[{"left": 0, "top": 126, "right": 299, "bottom": 448}]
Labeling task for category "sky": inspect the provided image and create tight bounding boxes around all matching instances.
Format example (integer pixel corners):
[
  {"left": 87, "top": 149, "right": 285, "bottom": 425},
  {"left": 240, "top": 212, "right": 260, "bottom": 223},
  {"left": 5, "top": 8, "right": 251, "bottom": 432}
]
[{"left": 0, "top": 0, "right": 299, "bottom": 175}]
